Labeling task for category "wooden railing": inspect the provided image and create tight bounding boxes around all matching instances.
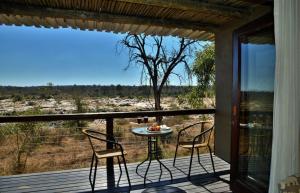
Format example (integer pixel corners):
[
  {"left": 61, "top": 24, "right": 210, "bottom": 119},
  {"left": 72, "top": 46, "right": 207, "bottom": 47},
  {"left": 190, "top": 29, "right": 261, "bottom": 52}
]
[
  {"left": 0, "top": 108, "right": 215, "bottom": 189},
  {"left": 0, "top": 109, "right": 215, "bottom": 123}
]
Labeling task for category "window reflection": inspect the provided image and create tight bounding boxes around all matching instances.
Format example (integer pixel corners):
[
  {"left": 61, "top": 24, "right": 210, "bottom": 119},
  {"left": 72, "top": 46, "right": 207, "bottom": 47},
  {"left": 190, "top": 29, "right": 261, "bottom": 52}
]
[{"left": 238, "top": 27, "right": 275, "bottom": 189}]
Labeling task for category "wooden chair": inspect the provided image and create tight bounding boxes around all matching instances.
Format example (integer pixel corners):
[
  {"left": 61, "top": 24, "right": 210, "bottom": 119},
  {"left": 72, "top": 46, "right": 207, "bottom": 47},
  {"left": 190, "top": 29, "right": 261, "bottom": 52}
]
[
  {"left": 173, "top": 122, "right": 216, "bottom": 179},
  {"left": 82, "top": 129, "right": 131, "bottom": 192}
]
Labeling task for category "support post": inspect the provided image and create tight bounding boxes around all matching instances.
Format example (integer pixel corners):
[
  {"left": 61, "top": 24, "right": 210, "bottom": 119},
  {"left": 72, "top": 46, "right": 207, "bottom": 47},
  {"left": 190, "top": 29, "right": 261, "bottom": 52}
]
[{"left": 106, "top": 118, "right": 115, "bottom": 189}]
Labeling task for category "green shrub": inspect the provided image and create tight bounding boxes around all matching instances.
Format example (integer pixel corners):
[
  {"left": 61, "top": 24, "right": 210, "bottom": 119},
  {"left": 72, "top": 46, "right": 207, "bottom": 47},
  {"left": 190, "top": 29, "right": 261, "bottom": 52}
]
[
  {"left": 115, "top": 119, "right": 130, "bottom": 125},
  {"left": 12, "top": 95, "right": 23, "bottom": 102},
  {"left": 11, "top": 122, "right": 42, "bottom": 174},
  {"left": 114, "top": 125, "right": 124, "bottom": 138},
  {"left": 27, "top": 101, "right": 36, "bottom": 106},
  {"left": 0, "top": 123, "right": 16, "bottom": 144}
]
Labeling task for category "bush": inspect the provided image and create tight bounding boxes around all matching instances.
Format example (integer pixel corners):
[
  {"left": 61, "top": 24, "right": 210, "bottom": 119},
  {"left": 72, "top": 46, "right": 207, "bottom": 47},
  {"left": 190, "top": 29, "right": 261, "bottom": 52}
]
[
  {"left": 115, "top": 119, "right": 130, "bottom": 125},
  {"left": 0, "top": 96, "right": 8, "bottom": 100},
  {"left": 162, "top": 115, "right": 190, "bottom": 126},
  {"left": 27, "top": 101, "right": 36, "bottom": 106},
  {"left": 0, "top": 123, "right": 16, "bottom": 144},
  {"left": 12, "top": 95, "right": 23, "bottom": 102},
  {"left": 114, "top": 125, "right": 124, "bottom": 138},
  {"left": 169, "top": 103, "right": 179, "bottom": 110},
  {"left": 11, "top": 122, "right": 42, "bottom": 174}
]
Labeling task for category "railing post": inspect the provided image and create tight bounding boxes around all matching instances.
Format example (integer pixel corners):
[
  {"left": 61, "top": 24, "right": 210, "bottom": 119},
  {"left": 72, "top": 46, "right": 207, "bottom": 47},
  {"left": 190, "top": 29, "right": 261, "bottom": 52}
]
[
  {"left": 106, "top": 118, "right": 115, "bottom": 189},
  {"left": 213, "top": 113, "right": 216, "bottom": 153}
]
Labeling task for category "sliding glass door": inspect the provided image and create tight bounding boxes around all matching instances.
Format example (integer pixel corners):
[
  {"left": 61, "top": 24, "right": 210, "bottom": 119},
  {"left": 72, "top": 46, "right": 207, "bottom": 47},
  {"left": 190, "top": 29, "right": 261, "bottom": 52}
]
[{"left": 231, "top": 15, "right": 275, "bottom": 193}]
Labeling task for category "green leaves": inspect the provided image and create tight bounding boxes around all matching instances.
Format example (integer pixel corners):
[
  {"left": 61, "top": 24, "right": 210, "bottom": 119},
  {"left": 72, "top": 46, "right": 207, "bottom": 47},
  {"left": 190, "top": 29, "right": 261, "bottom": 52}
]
[
  {"left": 192, "top": 43, "right": 215, "bottom": 95},
  {"left": 184, "top": 43, "right": 215, "bottom": 108}
]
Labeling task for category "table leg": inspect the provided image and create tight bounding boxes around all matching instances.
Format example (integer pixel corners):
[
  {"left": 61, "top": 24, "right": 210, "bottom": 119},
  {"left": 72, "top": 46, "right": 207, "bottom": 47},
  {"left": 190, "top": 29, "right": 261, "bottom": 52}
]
[
  {"left": 136, "top": 154, "right": 149, "bottom": 174},
  {"left": 136, "top": 136, "right": 173, "bottom": 186},
  {"left": 135, "top": 137, "right": 152, "bottom": 175},
  {"left": 154, "top": 138, "right": 173, "bottom": 182}
]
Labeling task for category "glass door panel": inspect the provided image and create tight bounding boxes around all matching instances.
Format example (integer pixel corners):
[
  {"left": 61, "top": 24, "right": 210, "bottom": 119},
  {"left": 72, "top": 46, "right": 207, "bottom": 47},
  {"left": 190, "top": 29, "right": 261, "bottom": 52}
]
[{"left": 238, "top": 26, "right": 275, "bottom": 190}]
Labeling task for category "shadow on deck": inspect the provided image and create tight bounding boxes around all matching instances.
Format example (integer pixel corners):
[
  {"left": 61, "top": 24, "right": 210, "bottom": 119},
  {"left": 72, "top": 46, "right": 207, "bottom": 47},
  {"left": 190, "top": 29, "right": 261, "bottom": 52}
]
[{"left": 0, "top": 154, "right": 231, "bottom": 193}]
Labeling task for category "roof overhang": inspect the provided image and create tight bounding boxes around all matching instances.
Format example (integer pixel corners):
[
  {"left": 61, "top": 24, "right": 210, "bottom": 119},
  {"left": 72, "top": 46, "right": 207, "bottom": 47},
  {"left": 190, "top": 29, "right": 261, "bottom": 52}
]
[{"left": 0, "top": 0, "right": 272, "bottom": 40}]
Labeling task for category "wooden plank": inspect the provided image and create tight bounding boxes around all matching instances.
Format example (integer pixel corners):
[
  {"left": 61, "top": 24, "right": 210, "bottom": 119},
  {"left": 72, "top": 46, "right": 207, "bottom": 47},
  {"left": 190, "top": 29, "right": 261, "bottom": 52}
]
[
  {"left": 65, "top": 18, "right": 76, "bottom": 28},
  {"left": 116, "top": 0, "right": 249, "bottom": 18},
  {"left": 142, "top": 24, "right": 158, "bottom": 35},
  {"left": 0, "top": 155, "right": 226, "bottom": 180},
  {"left": 87, "top": 20, "right": 95, "bottom": 30},
  {"left": 1, "top": 14, "right": 21, "bottom": 26},
  {"left": 45, "top": 17, "right": 59, "bottom": 28},
  {"left": 0, "top": 177, "right": 228, "bottom": 193},
  {"left": 18, "top": 15, "right": 35, "bottom": 26},
  {"left": 238, "top": 0, "right": 273, "bottom": 5},
  {"left": 0, "top": 2, "right": 219, "bottom": 33},
  {"left": 55, "top": 18, "right": 68, "bottom": 28},
  {"left": 31, "top": 16, "right": 42, "bottom": 28},
  {"left": 0, "top": 154, "right": 228, "bottom": 183},
  {"left": 0, "top": 155, "right": 230, "bottom": 193},
  {"left": 0, "top": 155, "right": 225, "bottom": 181},
  {"left": 1, "top": 171, "right": 229, "bottom": 193},
  {"left": 0, "top": 163, "right": 227, "bottom": 188}
]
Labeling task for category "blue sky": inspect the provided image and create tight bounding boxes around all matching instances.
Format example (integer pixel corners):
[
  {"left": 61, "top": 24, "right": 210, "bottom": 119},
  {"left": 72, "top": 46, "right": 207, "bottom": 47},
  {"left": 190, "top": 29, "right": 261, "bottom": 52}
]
[
  {"left": 0, "top": 25, "right": 200, "bottom": 86},
  {"left": 241, "top": 43, "right": 275, "bottom": 92}
]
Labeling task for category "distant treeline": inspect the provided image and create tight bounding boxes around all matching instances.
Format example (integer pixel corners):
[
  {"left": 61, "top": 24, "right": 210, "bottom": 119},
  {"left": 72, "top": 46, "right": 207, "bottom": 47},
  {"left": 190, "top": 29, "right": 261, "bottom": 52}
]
[
  {"left": 240, "top": 91, "right": 274, "bottom": 101},
  {"left": 0, "top": 85, "right": 192, "bottom": 100}
]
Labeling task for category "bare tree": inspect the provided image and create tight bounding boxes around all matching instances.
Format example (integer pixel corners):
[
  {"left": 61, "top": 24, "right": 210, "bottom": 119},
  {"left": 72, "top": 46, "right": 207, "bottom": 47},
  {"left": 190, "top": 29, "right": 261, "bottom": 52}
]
[{"left": 119, "top": 34, "right": 198, "bottom": 111}]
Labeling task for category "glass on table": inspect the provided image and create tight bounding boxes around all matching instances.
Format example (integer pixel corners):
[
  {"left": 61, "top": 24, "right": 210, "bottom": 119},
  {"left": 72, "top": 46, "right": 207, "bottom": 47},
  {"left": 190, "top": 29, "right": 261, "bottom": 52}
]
[
  {"left": 143, "top": 116, "right": 148, "bottom": 123},
  {"left": 137, "top": 117, "right": 142, "bottom": 124}
]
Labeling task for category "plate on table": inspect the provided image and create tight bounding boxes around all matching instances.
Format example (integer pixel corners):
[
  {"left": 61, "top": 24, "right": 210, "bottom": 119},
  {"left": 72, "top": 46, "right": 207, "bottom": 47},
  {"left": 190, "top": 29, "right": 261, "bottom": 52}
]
[
  {"left": 160, "top": 125, "right": 171, "bottom": 131},
  {"left": 147, "top": 127, "right": 161, "bottom": 132}
]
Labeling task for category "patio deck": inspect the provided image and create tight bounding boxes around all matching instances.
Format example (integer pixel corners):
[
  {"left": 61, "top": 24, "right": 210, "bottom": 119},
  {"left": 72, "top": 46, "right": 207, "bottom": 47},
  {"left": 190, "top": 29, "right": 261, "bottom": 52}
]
[{"left": 0, "top": 154, "right": 231, "bottom": 193}]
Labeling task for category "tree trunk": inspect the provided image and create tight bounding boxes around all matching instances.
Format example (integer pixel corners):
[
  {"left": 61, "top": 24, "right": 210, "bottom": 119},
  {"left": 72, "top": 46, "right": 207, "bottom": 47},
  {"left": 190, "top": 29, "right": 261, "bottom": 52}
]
[
  {"left": 154, "top": 93, "right": 161, "bottom": 110},
  {"left": 153, "top": 90, "right": 162, "bottom": 123}
]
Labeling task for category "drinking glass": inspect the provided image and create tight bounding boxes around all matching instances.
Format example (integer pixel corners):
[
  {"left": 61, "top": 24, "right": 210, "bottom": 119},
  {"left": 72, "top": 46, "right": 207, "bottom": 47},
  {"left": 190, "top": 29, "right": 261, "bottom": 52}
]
[
  {"left": 137, "top": 117, "right": 142, "bottom": 124},
  {"left": 143, "top": 116, "right": 148, "bottom": 124}
]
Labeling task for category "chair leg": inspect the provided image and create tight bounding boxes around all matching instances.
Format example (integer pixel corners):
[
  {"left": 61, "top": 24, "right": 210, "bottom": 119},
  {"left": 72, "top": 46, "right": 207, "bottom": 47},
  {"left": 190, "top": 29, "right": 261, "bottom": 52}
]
[
  {"left": 89, "top": 153, "right": 95, "bottom": 189},
  {"left": 196, "top": 148, "right": 209, "bottom": 173},
  {"left": 117, "top": 156, "right": 122, "bottom": 187},
  {"left": 89, "top": 153, "right": 94, "bottom": 185},
  {"left": 92, "top": 158, "right": 98, "bottom": 192},
  {"left": 208, "top": 145, "right": 216, "bottom": 174},
  {"left": 173, "top": 143, "right": 179, "bottom": 166},
  {"left": 122, "top": 155, "right": 131, "bottom": 188},
  {"left": 196, "top": 148, "right": 201, "bottom": 165},
  {"left": 188, "top": 148, "right": 195, "bottom": 180}
]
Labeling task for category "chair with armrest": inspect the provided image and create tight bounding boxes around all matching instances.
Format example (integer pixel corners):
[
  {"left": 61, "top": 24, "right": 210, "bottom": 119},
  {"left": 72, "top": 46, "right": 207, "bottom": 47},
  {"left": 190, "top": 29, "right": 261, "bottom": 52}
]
[
  {"left": 82, "top": 128, "right": 131, "bottom": 192},
  {"left": 173, "top": 122, "right": 216, "bottom": 179}
]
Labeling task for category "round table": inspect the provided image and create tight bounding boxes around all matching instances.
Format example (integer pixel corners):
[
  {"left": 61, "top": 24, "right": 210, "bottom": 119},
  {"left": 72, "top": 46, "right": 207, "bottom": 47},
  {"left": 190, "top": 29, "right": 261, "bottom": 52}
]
[{"left": 131, "top": 127, "right": 173, "bottom": 185}]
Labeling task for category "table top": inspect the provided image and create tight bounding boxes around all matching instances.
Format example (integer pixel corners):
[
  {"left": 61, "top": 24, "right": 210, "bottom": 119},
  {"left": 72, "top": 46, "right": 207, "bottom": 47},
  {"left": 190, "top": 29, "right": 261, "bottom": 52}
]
[{"left": 131, "top": 127, "right": 173, "bottom": 137}]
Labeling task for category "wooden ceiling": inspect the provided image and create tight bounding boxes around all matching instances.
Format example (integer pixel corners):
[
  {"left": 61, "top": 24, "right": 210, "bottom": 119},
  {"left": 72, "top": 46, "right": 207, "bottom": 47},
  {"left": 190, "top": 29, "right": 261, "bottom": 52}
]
[{"left": 0, "top": 0, "right": 271, "bottom": 40}]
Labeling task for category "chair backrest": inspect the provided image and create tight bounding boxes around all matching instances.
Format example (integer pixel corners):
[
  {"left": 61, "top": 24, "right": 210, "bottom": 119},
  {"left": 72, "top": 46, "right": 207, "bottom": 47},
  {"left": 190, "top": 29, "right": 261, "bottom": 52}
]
[
  {"left": 82, "top": 128, "right": 113, "bottom": 153},
  {"left": 197, "top": 124, "right": 214, "bottom": 145}
]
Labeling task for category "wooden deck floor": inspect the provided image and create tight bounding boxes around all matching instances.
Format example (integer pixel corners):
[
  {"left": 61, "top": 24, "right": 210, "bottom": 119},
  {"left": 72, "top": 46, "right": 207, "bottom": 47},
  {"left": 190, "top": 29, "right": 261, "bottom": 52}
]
[{"left": 0, "top": 154, "right": 231, "bottom": 193}]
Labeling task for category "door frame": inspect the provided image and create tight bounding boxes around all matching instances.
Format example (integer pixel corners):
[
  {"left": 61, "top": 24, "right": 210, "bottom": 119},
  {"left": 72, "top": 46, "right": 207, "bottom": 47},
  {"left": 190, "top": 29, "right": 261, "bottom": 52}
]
[{"left": 230, "top": 14, "right": 274, "bottom": 193}]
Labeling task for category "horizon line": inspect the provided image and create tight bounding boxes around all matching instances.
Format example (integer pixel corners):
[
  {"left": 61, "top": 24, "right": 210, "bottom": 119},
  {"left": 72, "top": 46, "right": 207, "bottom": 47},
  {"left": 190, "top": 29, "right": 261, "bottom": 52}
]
[{"left": 0, "top": 84, "right": 194, "bottom": 87}]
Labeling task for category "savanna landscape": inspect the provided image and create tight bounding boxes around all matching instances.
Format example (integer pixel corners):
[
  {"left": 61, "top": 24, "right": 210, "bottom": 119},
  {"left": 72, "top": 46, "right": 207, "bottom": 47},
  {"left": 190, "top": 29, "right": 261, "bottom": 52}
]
[
  {"left": 0, "top": 28, "right": 216, "bottom": 177},
  {"left": 0, "top": 85, "right": 215, "bottom": 176}
]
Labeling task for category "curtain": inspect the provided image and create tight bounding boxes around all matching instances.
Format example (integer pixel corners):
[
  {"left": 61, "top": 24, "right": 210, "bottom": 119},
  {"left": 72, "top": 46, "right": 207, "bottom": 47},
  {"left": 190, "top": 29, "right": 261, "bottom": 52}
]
[{"left": 269, "top": 1, "right": 300, "bottom": 193}]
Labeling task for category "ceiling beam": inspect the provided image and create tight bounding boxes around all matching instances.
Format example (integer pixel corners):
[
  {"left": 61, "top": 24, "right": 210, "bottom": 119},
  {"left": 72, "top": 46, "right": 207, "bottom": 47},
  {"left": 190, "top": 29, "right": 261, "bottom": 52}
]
[
  {"left": 238, "top": 0, "right": 273, "bottom": 5},
  {"left": 116, "top": 0, "right": 249, "bottom": 18},
  {"left": 0, "top": 2, "right": 218, "bottom": 32}
]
